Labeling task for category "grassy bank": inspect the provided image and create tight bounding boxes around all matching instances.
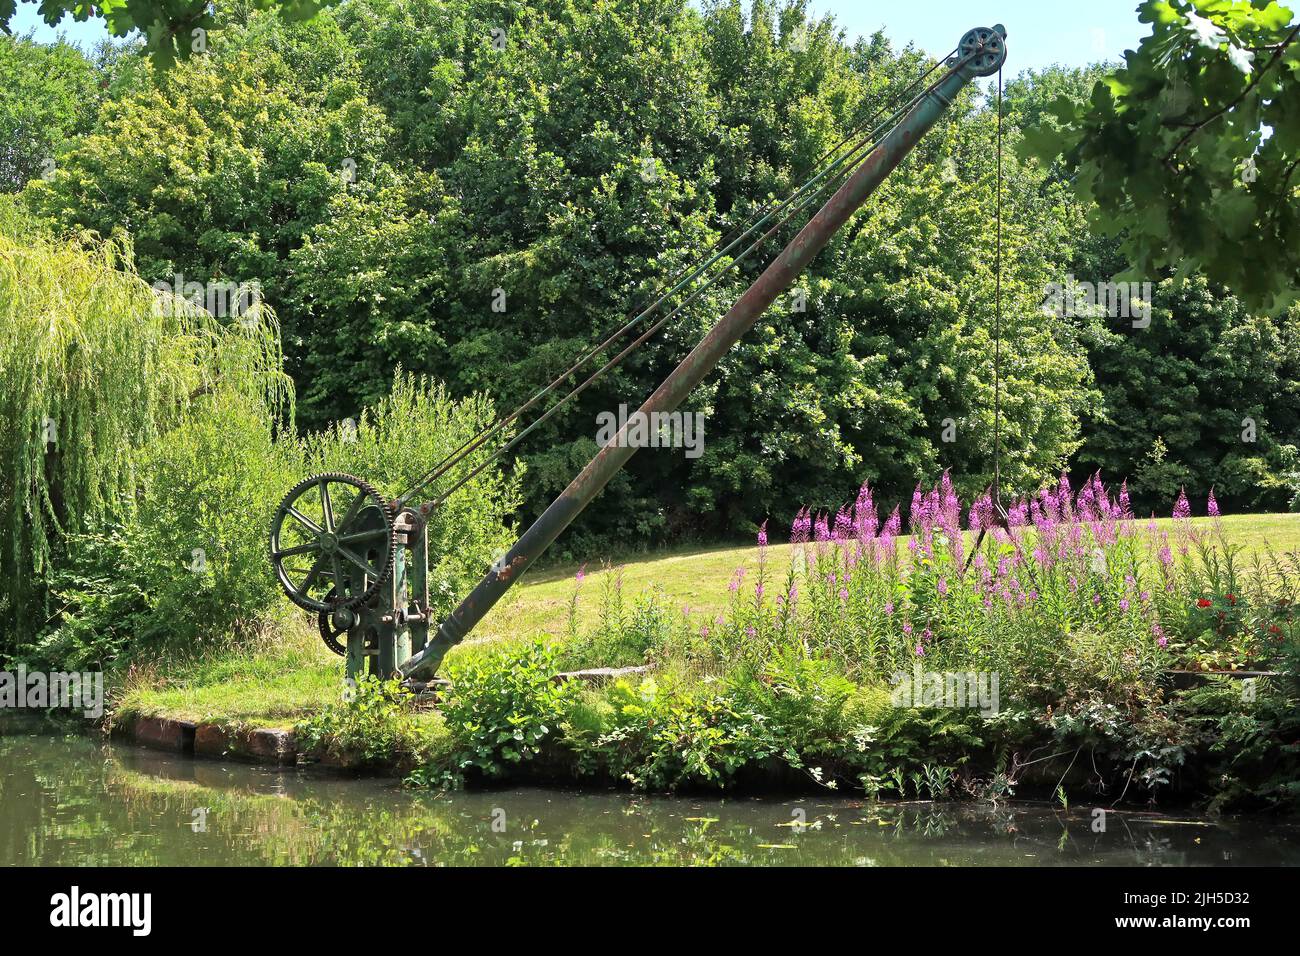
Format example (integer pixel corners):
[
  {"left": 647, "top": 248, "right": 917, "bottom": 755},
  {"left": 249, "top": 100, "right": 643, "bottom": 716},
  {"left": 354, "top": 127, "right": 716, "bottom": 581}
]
[
  {"left": 112, "top": 503, "right": 1300, "bottom": 811},
  {"left": 120, "top": 513, "right": 1300, "bottom": 727}
]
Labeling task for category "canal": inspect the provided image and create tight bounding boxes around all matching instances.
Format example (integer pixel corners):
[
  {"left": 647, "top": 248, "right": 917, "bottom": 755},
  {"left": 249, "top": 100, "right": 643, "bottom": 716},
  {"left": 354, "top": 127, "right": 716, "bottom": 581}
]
[{"left": 3, "top": 731, "right": 1298, "bottom": 866}]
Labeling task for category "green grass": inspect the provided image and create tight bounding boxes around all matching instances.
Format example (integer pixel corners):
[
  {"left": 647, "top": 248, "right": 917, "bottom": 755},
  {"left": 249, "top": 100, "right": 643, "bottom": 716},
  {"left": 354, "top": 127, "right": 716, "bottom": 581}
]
[
  {"left": 117, "top": 513, "right": 1300, "bottom": 727},
  {"left": 116, "top": 631, "right": 341, "bottom": 730},
  {"left": 475, "top": 513, "right": 1300, "bottom": 647}
]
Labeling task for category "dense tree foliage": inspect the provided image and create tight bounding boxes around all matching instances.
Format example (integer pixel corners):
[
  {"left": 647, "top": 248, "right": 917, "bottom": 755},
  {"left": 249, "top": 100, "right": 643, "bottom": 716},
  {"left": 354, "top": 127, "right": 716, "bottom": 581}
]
[
  {"left": 6, "top": 0, "right": 1299, "bottom": 560},
  {"left": 0, "top": 34, "right": 103, "bottom": 191},
  {"left": 0, "top": 0, "right": 339, "bottom": 63},
  {"left": 1024, "top": 0, "right": 1300, "bottom": 314}
]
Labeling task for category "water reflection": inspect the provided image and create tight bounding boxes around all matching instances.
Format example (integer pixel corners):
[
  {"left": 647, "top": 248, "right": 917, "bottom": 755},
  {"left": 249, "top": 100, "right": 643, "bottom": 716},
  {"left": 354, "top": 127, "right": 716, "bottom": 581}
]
[{"left": 2, "top": 732, "right": 1297, "bottom": 866}]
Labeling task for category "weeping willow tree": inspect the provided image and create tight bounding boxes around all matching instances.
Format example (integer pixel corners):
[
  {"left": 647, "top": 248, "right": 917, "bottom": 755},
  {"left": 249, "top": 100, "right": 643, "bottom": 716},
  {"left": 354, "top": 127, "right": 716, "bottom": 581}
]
[{"left": 0, "top": 200, "right": 293, "bottom": 646}]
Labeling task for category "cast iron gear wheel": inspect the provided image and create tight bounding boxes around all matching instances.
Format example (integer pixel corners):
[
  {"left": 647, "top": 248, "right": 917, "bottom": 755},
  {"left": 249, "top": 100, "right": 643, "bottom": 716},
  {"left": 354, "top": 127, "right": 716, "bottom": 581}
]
[
  {"left": 268, "top": 472, "right": 396, "bottom": 614},
  {"left": 318, "top": 588, "right": 349, "bottom": 656}
]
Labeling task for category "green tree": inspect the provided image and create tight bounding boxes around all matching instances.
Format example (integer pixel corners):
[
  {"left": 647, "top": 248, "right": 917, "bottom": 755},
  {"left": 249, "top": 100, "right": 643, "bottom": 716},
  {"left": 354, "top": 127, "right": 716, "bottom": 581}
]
[
  {"left": 1022, "top": 0, "right": 1300, "bottom": 314},
  {"left": 24, "top": 11, "right": 391, "bottom": 387},
  {"left": 0, "top": 33, "right": 101, "bottom": 192},
  {"left": 0, "top": 0, "right": 339, "bottom": 64}
]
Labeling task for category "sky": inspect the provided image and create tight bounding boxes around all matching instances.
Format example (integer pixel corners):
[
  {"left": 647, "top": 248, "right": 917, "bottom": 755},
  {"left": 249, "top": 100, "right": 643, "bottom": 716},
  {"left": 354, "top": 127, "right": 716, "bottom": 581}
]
[{"left": 10, "top": 0, "right": 1152, "bottom": 75}]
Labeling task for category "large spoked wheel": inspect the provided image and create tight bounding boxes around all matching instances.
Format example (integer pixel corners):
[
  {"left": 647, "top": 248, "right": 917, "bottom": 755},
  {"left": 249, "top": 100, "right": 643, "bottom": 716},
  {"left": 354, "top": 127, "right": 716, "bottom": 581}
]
[{"left": 269, "top": 473, "right": 396, "bottom": 613}]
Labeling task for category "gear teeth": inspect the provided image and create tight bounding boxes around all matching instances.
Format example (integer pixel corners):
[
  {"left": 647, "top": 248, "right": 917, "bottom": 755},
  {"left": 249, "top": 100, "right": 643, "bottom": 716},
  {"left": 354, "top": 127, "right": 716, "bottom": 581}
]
[{"left": 318, "top": 588, "right": 348, "bottom": 657}]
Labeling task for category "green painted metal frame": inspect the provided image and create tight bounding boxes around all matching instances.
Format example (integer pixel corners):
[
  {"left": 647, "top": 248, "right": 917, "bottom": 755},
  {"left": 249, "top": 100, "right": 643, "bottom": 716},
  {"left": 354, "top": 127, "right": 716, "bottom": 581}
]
[{"left": 345, "top": 510, "right": 430, "bottom": 681}]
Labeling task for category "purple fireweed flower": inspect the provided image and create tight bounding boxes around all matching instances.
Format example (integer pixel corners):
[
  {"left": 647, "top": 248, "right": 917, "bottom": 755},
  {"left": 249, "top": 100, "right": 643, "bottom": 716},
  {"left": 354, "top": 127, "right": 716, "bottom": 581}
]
[
  {"left": 838, "top": 588, "right": 849, "bottom": 602},
  {"left": 576, "top": 564, "right": 587, "bottom": 583},
  {"left": 1118, "top": 481, "right": 1133, "bottom": 519},
  {"left": 699, "top": 625, "right": 710, "bottom": 637},
  {"left": 1092, "top": 594, "right": 1101, "bottom": 606},
  {"left": 745, "top": 626, "right": 757, "bottom": 638},
  {"left": 757, "top": 520, "right": 768, "bottom": 549},
  {"left": 902, "top": 622, "right": 913, "bottom": 635},
  {"left": 1057, "top": 473, "right": 1074, "bottom": 516},
  {"left": 1207, "top": 489, "right": 1220, "bottom": 518},
  {"left": 915, "top": 644, "right": 925, "bottom": 657},
  {"left": 854, "top": 482, "right": 878, "bottom": 541},
  {"left": 1173, "top": 488, "right": 1191, "bottom": 520},
  {"left": 937, "top": 577, "right": 949, "bottom": 597},
  {"left": 1119, "top": 598, "right": 1130, "bottom": 612},
  {"left": 884, "top": 601, "right": 894, "bottom": 615},
  {"left": 755, "top": 582, "right": 764, "bottom": 599},
  {"left": 1027, "top": 589, "right": 1038, "bottom": 602},
  {"left": 834, "top": 505, "right": 853, "bottom": 541},
  {"left": 791, "top": 507, "right": 811, "bottom": 544},
  {"left": 922, "top": 628, "right": 933, "bottom": 641},
  {"left": 1157, "top": 636, "right": 1168, "bottom": 648},
  {"left": 1140, "top": 591, "right": 1150, "bottom": 603},
  {"left": 814, "top": 512, "right": 831, "bottom": 543}
]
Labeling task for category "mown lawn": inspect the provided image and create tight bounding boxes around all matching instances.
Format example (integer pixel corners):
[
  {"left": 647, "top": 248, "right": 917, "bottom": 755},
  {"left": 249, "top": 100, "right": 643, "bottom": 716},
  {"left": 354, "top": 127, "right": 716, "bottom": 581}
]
[
  {"left": 474, "top": 512, "right": 1300, "bottom": 646},
  {"left": 116, "top": 513, "right": 1300, "bottom": 727}
]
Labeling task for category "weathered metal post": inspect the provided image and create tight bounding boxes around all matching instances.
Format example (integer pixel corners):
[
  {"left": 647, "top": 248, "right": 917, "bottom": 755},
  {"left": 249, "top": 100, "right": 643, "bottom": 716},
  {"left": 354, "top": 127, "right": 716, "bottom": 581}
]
[{"left": 402, "top": 26, "right": 1007, "bottom": 679}]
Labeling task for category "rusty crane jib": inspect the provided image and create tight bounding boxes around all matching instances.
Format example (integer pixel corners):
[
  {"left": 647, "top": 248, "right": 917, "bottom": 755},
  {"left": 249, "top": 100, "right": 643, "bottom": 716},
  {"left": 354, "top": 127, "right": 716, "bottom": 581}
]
[{"left": 267, "top": 25, "right": 1009, "bottom": 682}]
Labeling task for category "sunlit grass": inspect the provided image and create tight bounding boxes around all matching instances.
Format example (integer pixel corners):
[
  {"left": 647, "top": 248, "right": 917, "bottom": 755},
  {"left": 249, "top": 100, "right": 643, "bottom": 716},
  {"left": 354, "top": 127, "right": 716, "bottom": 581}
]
[
  {"left": 474, "top": 513, "right": 1300, "bottom": 647},
  {"left": 117, "top": 513, "right": 1300, "bottom": 726}
]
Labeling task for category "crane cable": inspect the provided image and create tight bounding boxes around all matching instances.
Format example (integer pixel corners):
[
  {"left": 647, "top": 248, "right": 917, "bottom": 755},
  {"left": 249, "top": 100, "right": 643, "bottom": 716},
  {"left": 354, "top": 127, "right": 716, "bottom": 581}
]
[
  {"left": 965, "top": 64, "right": 1016, "bottom": 576},
  {"left": 993, "top": 64, "right": 1004, "bottom": 512},
  {"left": 394, "top": 49, "right": 956, "bottom": 507},
  {"left": 397, "top": 48, "right": 970, "bottom": 508}
]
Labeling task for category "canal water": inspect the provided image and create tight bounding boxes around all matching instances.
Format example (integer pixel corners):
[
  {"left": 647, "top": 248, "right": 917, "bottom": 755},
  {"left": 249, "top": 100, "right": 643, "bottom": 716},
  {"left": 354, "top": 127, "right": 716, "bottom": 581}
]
[{"left": 3, "top": 731, "right": 1298, "bottom": 866}]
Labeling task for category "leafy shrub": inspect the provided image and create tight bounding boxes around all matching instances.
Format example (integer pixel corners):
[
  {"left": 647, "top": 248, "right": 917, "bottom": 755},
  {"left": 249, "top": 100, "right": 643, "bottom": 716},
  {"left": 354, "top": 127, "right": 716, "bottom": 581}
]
[
  {"left": 727, "top": 649, "right": 860, "bottom": 763},
  {"left": 24, "top": 392, "right": 301, "bottom": 668},
  {"left": 422, "top": 640, "right": 580, "bottom": 787},
  {"left": 304, "top": 371, "right": 522, "bottom": 622},
  {"left": 296, "top": 676, "right": 429, "bottom": 768},
  {"left": 587, "top": 677, "right": 782, "bottom": 792}
]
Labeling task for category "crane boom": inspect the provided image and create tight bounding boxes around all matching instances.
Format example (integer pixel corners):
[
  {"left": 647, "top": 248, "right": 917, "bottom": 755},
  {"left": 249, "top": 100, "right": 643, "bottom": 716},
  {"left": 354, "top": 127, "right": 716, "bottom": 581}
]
[{"left": 398, "top": 25, "right": 1008, "bottom": 679}]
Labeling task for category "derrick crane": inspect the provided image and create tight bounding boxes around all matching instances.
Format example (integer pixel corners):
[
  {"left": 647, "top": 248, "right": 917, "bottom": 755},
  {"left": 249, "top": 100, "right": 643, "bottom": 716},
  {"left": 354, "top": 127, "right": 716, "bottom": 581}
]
[{"left": 268, "top": 25, "right": 1009, "bottom": 682}]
